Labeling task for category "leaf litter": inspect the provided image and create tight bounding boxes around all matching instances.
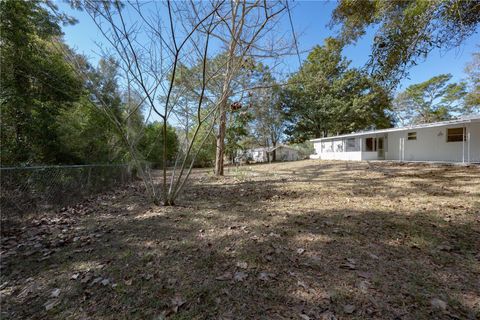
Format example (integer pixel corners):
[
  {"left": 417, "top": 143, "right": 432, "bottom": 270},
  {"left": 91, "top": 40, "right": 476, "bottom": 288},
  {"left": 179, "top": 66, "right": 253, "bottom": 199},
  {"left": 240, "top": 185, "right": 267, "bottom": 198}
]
[{"left": 1, "top": 160, "right": 479, "bottom": 319}]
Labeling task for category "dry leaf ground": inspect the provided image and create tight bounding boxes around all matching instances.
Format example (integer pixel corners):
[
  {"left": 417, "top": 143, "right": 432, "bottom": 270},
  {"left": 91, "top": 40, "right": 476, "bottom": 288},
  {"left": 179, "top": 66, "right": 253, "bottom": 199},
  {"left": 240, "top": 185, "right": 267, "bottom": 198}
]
[{"left": 1, "top": 160, "right": 479, "bottom": 319}]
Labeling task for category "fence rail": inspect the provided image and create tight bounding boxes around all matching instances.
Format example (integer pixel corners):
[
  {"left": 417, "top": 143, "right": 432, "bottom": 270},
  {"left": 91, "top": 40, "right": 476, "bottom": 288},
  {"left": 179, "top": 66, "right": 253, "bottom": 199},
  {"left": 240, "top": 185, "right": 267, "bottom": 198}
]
[{"left": 1, "top": 163, "right": 148, "bottom": 217}]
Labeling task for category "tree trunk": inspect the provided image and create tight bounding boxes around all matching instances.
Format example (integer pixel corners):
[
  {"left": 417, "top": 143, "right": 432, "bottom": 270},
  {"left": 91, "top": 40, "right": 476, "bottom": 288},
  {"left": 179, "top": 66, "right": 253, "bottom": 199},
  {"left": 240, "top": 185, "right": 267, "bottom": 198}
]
[
  {"left": 214, "top": 37, "right": 236, "bottom": 176},
  {"left": 272, "top": 140, "right": 277, "bottom": 162},
  {"left": 215, "top": 97, "right": 228, "bottom": 176}
]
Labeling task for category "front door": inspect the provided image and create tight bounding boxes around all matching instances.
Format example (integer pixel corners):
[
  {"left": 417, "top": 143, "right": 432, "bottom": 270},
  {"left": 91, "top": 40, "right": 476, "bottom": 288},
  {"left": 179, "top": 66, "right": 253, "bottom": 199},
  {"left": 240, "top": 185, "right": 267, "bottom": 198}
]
[{"left": 377, "top": 137, "right": 385, "bottom": 159}]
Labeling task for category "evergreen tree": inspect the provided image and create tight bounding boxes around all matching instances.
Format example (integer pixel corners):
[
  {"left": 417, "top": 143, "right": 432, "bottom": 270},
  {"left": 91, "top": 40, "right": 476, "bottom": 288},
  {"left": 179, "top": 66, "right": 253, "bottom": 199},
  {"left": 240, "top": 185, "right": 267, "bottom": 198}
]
[
  {"left": 393, "top": 74, "right": 468, "bottom": 125},
  {"left": 0, "top": 0, "right": 81, "bottom": 165},
  {"left": 283, "top": 38, "right": 392, "bottom": 141}
]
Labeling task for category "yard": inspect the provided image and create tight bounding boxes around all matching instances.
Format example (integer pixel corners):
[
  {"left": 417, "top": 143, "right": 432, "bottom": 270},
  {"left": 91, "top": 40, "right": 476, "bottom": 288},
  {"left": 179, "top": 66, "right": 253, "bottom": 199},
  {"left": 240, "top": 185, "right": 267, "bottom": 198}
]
[{"left": 1, "top": 160, "right": 479, "bottom": 319}]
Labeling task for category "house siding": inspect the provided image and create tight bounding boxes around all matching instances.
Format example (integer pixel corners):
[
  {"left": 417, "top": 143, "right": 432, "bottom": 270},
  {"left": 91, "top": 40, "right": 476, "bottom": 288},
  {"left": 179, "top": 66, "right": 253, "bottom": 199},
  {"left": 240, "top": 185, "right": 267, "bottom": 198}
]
[
  {"left": 386, "top": 123, "right": 480, "bottom": 162},
  {"left": 312, "top": 120, "right": 480, "bottom": 163}
]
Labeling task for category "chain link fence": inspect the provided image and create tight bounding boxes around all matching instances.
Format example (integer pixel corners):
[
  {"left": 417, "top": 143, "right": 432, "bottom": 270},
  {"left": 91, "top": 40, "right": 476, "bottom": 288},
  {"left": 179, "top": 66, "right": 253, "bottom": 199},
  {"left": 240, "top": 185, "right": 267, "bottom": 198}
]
[{"left": 1, "top": 164, "right": 149, "bottom": 217}]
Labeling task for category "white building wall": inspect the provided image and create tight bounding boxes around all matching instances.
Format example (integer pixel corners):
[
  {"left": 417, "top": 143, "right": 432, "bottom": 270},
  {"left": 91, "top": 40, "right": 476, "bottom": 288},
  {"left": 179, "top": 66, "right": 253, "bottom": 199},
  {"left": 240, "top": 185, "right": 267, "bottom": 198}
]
[
  {"left": 312, "top": 121, "right": 480, "bottom": 163},
  {"left": 247, "top": 149, "right": 268, "bottom": 162},
  {"left": 386, "top": 123, "right": 480, "bottom": 162},
  {"left": 361, "top": 152, "right": 378, "bottom": 160},
  {"left": 314, "top": 138, "right": 362, "bottom": 161},
  {"left": 468, "top": 123, "right": 480, "bottom": 163}
]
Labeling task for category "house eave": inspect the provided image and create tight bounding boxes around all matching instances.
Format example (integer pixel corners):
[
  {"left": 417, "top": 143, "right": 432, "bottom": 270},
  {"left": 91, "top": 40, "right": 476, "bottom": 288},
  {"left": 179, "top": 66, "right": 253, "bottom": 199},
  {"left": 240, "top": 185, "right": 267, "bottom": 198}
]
[{"left": 309, "top": 117, "right": 480, "bottom": 142}]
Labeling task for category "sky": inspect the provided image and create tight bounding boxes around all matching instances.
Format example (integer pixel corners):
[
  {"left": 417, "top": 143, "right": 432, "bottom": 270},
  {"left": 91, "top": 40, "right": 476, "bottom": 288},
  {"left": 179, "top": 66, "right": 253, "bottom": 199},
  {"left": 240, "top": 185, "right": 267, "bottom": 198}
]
[{"left": 58, "top": 0, "right": 479, "bottom": 92}]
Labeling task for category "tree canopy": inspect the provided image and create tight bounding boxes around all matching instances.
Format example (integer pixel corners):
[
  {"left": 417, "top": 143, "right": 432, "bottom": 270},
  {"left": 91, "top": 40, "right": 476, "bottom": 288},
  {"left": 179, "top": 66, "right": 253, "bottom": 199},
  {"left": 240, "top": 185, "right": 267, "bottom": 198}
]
[
  {"left": 393, "top": 74, "right": 471, "bottom": 125},
  {"left": 464, "top": 51, "right": 480, "bottom": 113},
  {"left": 331, "top": 0, "right": 480, "bottom": 85},
  {"left": 0, "top": 0, "right": 178, "bottom": 167},
  {"left": 282, "top": 38, "right": 392, "bottom": 142},
  {"left": 0, "top": 0, "right": 81, "bottom": 165}
]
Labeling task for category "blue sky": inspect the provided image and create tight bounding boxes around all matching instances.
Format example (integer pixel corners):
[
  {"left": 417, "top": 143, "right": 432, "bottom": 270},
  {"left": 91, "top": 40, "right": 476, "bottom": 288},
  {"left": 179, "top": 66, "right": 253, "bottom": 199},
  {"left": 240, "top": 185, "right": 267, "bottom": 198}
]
[{"left": 58, "top": 1, "right": 479, "bottom": 92}]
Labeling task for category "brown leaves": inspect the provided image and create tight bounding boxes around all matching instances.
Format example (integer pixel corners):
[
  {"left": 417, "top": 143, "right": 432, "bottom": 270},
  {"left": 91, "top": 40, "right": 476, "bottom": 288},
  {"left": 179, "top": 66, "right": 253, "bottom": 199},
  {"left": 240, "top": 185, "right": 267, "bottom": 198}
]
[
  {"left": 343, "top": 304, "right": 356, "bottom": 314},
  {"left": 50, "top": 288, "right": 61, "bottom": 298},
  {"left": 235, "top": 261, "right": 248, "bottom": 269},
  {"left": 357, "top": 280, "right": 370, "bottom": 293},
  {"left": 43, "top": 288, "right": 62, "bottom": 311},
  {"left": 216, "top": 272, "right": 233, "bottom": 281},
  {"left": 3, "top": 161, "right": 479, "bottom": 319},
  {"left": 339, "top": 258, "right": 357, "bottom": 270},
  {"left": 233, "top": 271, "right": 248, "bottom": 282},
  {"left": 257, "top": 272, "right": 275, "bottom": 281},
  {"left": 296, "top": 248, "right": 306, "bottom": 255},
  {"left": 44, "top": 299, "right": 60, "bottom": 311},
  {"left": 159, "top": 294, "right": 187, "bottom": 317},
  {"left": 430, "top": 298, "right": 447, "bottom": 311},
  {"left": 170, "top": 294, "right": 186, "bottom": 313}
]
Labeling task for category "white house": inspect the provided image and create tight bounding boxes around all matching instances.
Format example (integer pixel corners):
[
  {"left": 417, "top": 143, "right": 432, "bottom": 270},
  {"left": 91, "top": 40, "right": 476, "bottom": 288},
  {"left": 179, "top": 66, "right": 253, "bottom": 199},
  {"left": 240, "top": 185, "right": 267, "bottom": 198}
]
[
  {"left": 310, "top": 116, "right": 480, "bottom": 163},
  {"left": 243, "top": 145, "right": 300, "bottom": 163}
]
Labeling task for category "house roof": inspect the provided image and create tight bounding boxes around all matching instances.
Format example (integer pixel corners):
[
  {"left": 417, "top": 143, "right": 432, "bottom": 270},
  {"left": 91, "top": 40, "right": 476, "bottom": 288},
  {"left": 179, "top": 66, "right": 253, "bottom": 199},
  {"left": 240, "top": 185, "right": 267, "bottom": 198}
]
[
  {"left": 310, "top": 116, "right": 480, "bottom": 142},
  {"left": 267, "top": 145, "right": 298, "bottom": 152},
  {"left": 247, "top": 145, "right": 298, "bottom": 152}
]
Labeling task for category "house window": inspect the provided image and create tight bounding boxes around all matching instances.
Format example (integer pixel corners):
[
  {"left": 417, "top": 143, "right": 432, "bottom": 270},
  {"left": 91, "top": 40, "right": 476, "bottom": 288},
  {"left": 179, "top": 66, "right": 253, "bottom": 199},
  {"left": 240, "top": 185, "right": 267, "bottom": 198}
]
[
  {"left": 365, "top": 137, "right": 376, "bottom": 151},
  {"left": 346, "top": 138, "right": 357, "bottom": 151},
  {"left": 407, "top": 132, "right": 417, "bottom": 140},
  {"left": 336, "top": 142, "right": 344, "bottom": 152},
  {"left": 377, "top": 138, "right": 384, "bottom": 150},
  {"left": 447, "top": 127, "right": 466, "bottom": 142},
  {"left": 325, "top": 142, "right": 333, "bottom": 152},
  {"left": 347, "top": 138, "right": 355, "bottom": 148}
]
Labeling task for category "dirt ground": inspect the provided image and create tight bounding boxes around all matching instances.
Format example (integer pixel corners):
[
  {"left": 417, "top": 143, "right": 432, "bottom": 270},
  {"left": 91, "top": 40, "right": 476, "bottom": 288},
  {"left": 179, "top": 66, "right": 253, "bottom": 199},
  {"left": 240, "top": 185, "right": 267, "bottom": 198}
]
[{"left": 1, "top": 160, "right": 480, "bottom": 320}]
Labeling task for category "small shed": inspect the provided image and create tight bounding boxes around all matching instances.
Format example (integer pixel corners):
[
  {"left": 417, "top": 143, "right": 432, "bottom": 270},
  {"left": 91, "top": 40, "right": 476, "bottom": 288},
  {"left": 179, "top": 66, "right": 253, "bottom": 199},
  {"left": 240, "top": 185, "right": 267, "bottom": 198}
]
[
  {"left": 269, "top": 145, "right": 300, "bottom": 161},
  {"left": 242, "top": 145, "right": 300, "bottom": 163}
]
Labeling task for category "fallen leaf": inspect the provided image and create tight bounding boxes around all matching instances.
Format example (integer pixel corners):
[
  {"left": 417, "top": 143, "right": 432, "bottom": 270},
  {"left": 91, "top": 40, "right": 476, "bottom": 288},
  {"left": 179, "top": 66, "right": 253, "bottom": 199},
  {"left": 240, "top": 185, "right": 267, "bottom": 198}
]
[
  {"left": 357, "top": 280, "right": 370, "bottom": 293},
  {"left": 340, "top": 258, "right": 356, "bottom": 270},
  {"left": 436, "top": 244, "right": 452, "bottom": 252},
  {"left": 258, "top": 272, "right": 272, "bottom": 281},
  {"left": 170, "top": 294, "right": 186, "bottom": 313},
  {"left": 343, "top": 304, "right": 356, "bottom": 314},
  {"left": 44, "top": 299, "right": 59, "bottom": 311},
  {"left": 143, "top": 274, "right": 153, "bottom": 280},
  {"left": 17, "top": 284, "right": 36, "bottom": 299},
  {"left": 80, "top": 273, "right": 93, "bottom": 284},
  {"left": 92, "top": 277, "right": 103, "bottom": 285},
  {"left": 319, "top": 311, "right": 337, "bottom": 320},
  {"left": 216, "top": 272, "right": 233, "bottom": 281},
  {"left": 357, "top": 271, "right": 371, "bottom": 279},
  {"left": 234, "top": 271, "right": 248, "bottom": 282},
  {"left": 340, "top": 262, "right": 356, "bottom": 270},
  {"left": 297, "top": 248, "right": 305, "bottom": 255},
  {"left": 125, "top": 279, "right": 133, "bottom": 286},
  {"left": 50, "top": 288, "right": 61, "bottom": 298},
  {"left": 368, "top": 253, "right": 379, "bottom": 260},
  {"left": 71, "top": 273, "right": 79, "bottom": 280},
  {"left": 430, "top": 298, "right": 447, "bottom": 311},
  {"left": 236, "top": 261, "right": 248, "bottom": 269}
]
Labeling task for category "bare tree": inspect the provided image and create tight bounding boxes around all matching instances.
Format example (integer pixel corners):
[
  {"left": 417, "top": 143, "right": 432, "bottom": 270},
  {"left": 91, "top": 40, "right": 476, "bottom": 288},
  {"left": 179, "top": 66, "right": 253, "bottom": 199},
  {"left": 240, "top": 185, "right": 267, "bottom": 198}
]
[
  {"left": 191, "top": 0, "right": 292, "bottom": 176},
  {"left": 61, "top": 0, "right": 294, "bottom": 205},
  {"left": 61, "top": 0, "right": 228, "bottom": 205}
]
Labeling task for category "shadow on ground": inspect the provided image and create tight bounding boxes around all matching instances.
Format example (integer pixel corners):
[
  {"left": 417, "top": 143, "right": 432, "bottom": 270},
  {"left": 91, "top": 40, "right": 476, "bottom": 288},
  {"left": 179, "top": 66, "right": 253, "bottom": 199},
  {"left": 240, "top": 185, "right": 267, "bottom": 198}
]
[{"left": 1, "top": 160, "right": 479, "bottom": 320}]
